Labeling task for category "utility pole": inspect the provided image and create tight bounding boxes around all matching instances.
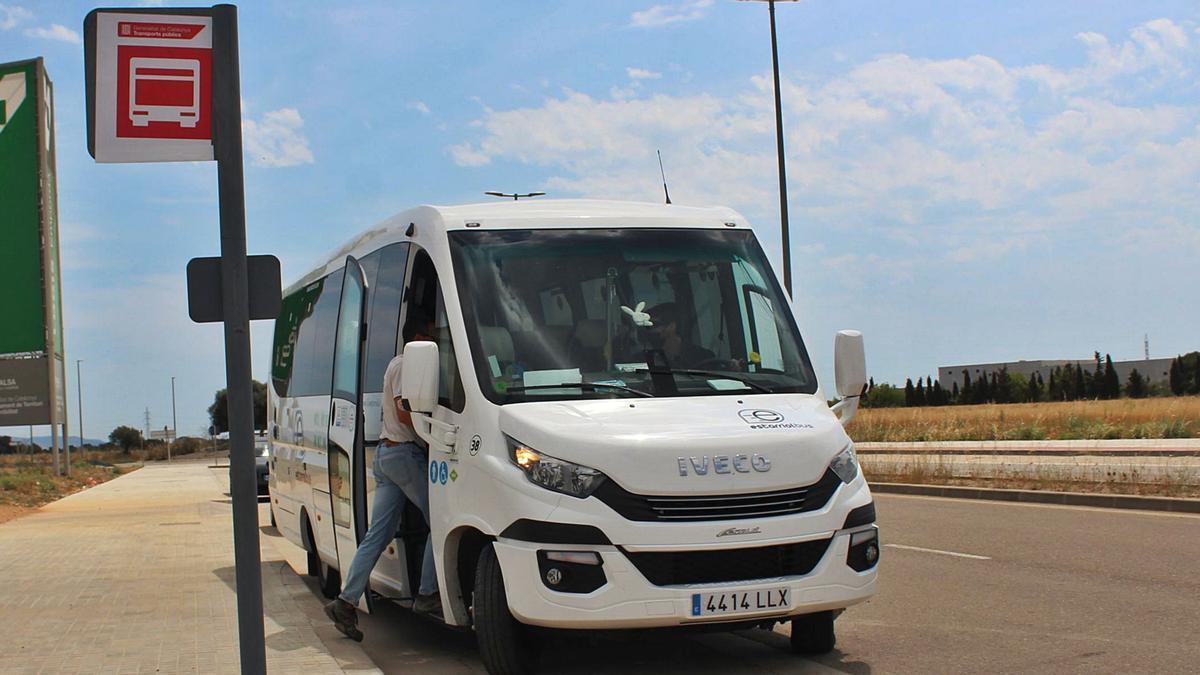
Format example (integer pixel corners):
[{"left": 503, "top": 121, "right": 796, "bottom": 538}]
[{"left": 170, "top": 376, "right": 177, "bottom": 462}]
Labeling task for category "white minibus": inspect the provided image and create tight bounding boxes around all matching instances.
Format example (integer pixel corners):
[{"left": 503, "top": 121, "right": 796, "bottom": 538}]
[{"left": 267, "top": 199, "right": 878, "bottom": 674}]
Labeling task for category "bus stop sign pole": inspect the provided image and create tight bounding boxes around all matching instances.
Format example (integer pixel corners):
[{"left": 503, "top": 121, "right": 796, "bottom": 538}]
[
  {"left": 211, "top": 6, "right": 267, "bottom": 674},
  {"left": 85, "top": 5, "right": 268, "bottom": 672}
]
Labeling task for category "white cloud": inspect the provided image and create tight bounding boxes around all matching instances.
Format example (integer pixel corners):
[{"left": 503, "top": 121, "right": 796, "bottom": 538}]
[
  {"left": 242, "top": 108, "right": 315, "bottom": 168},
  {"left": 627, "top": 67, "right": 662, "bottom": 80},
  {"left": 448, "top": 18, "right": 1200, "bottom": 266},
  {"left": 0, "top": 4, "right": 31, "bottom": 30},
  {"left": 630, "top": 0, "right": 713, "bottom": 28},
  {"left": 408, "top": 101, "right": 431, "bottom": 115},
  {"left": 450, "top": 142, "right": 492, "bottom": 167},
  {"left": 24, "top": 23, "right": 80, "bottom": 44}
]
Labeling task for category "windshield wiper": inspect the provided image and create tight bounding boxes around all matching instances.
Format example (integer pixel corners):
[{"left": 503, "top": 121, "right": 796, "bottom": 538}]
[
  {"left": 505, "top": 382, "right": 655, "bottom": 398},
  {"left": 634, "top": 368, "right": 775, "bottom": 393}
]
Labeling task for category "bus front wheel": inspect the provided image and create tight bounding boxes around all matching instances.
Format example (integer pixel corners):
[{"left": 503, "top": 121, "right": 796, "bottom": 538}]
[
  {"left": 790, "top": 610, "right": 836, "bottom": 654},
  {"left": 473, "top": 544, "right": 540, "bottom": 675}
]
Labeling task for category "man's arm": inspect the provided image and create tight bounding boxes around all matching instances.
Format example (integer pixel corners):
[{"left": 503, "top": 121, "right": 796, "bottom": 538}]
[{"left": 394, "top": 397, "right": 416, "bottom": 432}]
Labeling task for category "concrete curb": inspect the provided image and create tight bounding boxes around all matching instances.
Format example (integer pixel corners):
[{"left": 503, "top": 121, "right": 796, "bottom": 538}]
[
  {"left": 857, "top": 440, "right": 1200, "bottom": 456},
  {"left": 871, "top": 482, "right": 1200, "bottom": 513}
]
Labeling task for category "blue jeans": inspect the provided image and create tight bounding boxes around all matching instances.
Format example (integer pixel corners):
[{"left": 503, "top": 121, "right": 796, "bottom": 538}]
[{"left": 339, "top": 441, "right": 437, "bottom": 603}]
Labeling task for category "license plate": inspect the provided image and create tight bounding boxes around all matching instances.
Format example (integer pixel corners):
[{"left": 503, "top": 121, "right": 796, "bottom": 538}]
[{"left": 690, "top": 587, "right": 791, "bottom": 617}]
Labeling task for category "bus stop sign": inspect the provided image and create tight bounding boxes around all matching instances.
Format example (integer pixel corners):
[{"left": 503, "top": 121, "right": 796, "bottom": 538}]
[{"left": 85, "top": 8, "right": 214, "bottom": 162}]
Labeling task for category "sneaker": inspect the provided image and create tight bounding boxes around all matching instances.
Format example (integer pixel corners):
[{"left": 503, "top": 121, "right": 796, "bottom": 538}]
[
  {"left": 413, "top": 592, "right": 443, "bottom": 620},
  {"left": 324, "top": 598, "right": 363, "bottom": 642}
]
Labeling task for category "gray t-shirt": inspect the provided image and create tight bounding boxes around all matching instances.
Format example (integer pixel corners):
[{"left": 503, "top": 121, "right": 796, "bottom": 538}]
[{"left": 381, "top": 355, "right": 418, "bottom": 444}]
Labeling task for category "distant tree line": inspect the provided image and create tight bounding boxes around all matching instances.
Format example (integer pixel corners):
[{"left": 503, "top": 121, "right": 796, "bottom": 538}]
[{"left": 862, "top": 351, "right": 1200, "bottom": 408}]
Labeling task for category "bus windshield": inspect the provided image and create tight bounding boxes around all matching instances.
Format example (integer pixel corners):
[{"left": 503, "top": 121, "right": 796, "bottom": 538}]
[{"left": 449, "top": 228, "right": 818, "bottom": 404}]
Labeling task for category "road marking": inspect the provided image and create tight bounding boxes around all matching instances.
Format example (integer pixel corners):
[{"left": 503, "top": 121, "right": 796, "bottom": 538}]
[{"left": 884, "top": 543, "right": 991, "bottom": 560}]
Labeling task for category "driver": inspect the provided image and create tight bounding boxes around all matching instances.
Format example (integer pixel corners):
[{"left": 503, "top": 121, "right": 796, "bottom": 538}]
[{"left": 644, "top": 302, "right": 715, "bottom": 368}]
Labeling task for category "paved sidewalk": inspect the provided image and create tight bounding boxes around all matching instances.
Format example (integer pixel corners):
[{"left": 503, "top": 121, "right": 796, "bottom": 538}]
[{"left": 0, "top": 459, "right": 381, "bottom": 674}]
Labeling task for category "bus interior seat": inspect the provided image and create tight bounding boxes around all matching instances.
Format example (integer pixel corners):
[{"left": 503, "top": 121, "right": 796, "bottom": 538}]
[
  {"left": 570, "top": 319, "right": 608, "bottom": 371},
  {"left": 478, "top": 325, "right": 515, "bottom": 372},
  {"left": 511, "top": 326, "right": 573, "bottom": 371}
]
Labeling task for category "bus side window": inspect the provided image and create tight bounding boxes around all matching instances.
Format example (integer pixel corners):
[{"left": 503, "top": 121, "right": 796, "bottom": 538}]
[
  {"left": 407, "top": 249, "right": 466, "bottom": 413},
  {"left": 435, "top": 285, "right": 465, "bottom": 413}
]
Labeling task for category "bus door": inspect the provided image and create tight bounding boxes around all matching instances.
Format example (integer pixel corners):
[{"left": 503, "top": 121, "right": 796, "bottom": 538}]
[{"left": 327, "top": 256, "right": 372, "bottom": 611}]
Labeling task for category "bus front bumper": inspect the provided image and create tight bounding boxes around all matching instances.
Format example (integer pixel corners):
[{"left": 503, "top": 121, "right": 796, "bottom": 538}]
[{"left": 491, "top": 527, "right": 878, "bottom": 630}]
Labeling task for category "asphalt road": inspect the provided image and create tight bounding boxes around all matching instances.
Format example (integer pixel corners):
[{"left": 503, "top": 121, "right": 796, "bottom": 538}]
[{"left": 277, "top": 495, "right": 1200, "bottom": 674}]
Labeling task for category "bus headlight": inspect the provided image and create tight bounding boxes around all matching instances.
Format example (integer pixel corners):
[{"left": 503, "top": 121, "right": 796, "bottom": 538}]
[
  {"left": 508, "top": 439, "right": 608, "bottom": 498},
  {"left": 829, "top": 443, "right": 859, "bottom": 484}
]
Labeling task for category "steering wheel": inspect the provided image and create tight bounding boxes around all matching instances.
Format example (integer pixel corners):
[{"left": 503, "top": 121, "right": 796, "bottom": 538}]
[{"left": 692, "top": 356, "right": 737, "bottom": 371}]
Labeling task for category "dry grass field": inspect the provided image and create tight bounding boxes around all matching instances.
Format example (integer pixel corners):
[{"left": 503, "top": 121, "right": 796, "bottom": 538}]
[
  {"left": 846, "top": 396, "right": 1200, "bottom": 442},
  {"left": 0, "top": 452, "right": 136, "bottom": 524}
]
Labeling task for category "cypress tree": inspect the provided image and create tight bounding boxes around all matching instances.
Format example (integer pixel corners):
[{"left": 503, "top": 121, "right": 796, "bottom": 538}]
[
  {"left": 1074, "top": 363, "right": 1086, "bottom": 401},
  {"left": 933, "top": 380, "right": 945, "bottom": 406},
  {"left": 915, "top": 378, "right": 927, "bottom": 406},
  {"left": 1170, "top": 357, "right": 1184, "bottom": 396},
  {"left": 952, "top": 381, "right": 960, "bottom": 403},
  {"left": 1028, "top": 372, "right": 1040, "bottom": 402},
  {"left": 961, "top": 370, "right": 972, "bottom": 404},
  {"left": 904, "top": 378, "right": 915, "bottom": 406},
  {"left": 1048, "top": 369, "right": 1058, "bottom": 400},
  {"left": 1090, "top": 352, "right": 1104, "bottom": 399},
  {"left": 996, "top": 367, "right": 1011, "bottom": 403},
  {"left": 1104, "top": 354, "right": 1120, "bottom": 399},
  {"left": 1126, "top": 369, "right": 1147, "bottom": 399}
]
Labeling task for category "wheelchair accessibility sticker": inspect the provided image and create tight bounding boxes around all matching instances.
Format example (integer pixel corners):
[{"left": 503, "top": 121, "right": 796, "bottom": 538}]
[{"left": 431, "top": 461, "right": 449, "bottom": 486}]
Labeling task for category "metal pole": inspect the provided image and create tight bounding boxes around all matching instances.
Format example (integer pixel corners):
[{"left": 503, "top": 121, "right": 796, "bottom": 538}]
[
  {"left": 767, "top": 0, "right": 792, "bottom": 297},
  {"left": 212, "top": 6, "right": 266, "bottom": 673},
  {"left": 76, "top": 359, "right": 84, "bottom": 451},
  {"left": 170, "top": 376, "right": 176, "bottom": 462},
  {"left": 51, "top": 417, "right": 60, "bottom": 476}
]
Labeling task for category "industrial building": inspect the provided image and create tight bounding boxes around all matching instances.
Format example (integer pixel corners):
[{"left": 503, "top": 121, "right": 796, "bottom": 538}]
[{"left": 937, "top": 358, "right": 1175, "bottom": 389}]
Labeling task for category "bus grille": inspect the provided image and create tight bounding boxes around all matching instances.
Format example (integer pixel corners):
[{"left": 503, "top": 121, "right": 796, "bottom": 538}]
[
  {"left": 623, "top": 538, "right": 831, "bottom": 586},
  {"left": 593, "top": 469, "right": 841, "bottom": 522}
]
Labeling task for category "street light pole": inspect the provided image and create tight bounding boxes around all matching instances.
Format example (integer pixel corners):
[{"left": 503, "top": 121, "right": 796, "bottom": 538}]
[
  {"left": 740, "top": 0, "right": 796, "bottom": 297},
  {"left": 170, "top": 376, "right": 177, "bottom": 463}
]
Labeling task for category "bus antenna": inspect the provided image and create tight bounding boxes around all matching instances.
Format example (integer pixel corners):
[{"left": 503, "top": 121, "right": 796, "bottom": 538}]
[
  {"left": 657, "top": 150, "right": 672, "bottom": 204},
  {"left": 485, "top": 191, "right": 545, "bottom": 201}
]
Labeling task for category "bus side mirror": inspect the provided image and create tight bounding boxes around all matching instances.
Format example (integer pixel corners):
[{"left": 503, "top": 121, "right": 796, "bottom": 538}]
[
  {"left": 401, "top": 341, "right": 440, "bottom": 414},
  {"left": 834, "top": 330, "right": 866, "bottom": 399}
]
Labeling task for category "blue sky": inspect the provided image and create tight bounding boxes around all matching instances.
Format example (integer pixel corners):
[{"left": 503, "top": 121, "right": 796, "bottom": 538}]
[{"left": 2, "top": 0, "right": 1198, "bottom": 441}]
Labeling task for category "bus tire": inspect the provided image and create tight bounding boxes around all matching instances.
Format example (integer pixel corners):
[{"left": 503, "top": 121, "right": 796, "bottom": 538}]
[
  {"left": 318, "top": 557, "right": 341, "bottom": 599},
  {"left": 474, "top": 544, "right": 539, "bottom": 675},
  {"left": 790, "top": 610, "right": 836, "bottom": 654}
]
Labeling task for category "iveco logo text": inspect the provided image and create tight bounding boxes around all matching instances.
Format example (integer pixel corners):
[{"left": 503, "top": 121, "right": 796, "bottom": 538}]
[
  {"left": 716, "top": 526, "right": 762, "bottom": 537},
  {"left": 677, "top": 454, "right": 771, "bottom": 476},
  {"left": 738, "top": 409, "right": 814, "bottom": 430}
]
